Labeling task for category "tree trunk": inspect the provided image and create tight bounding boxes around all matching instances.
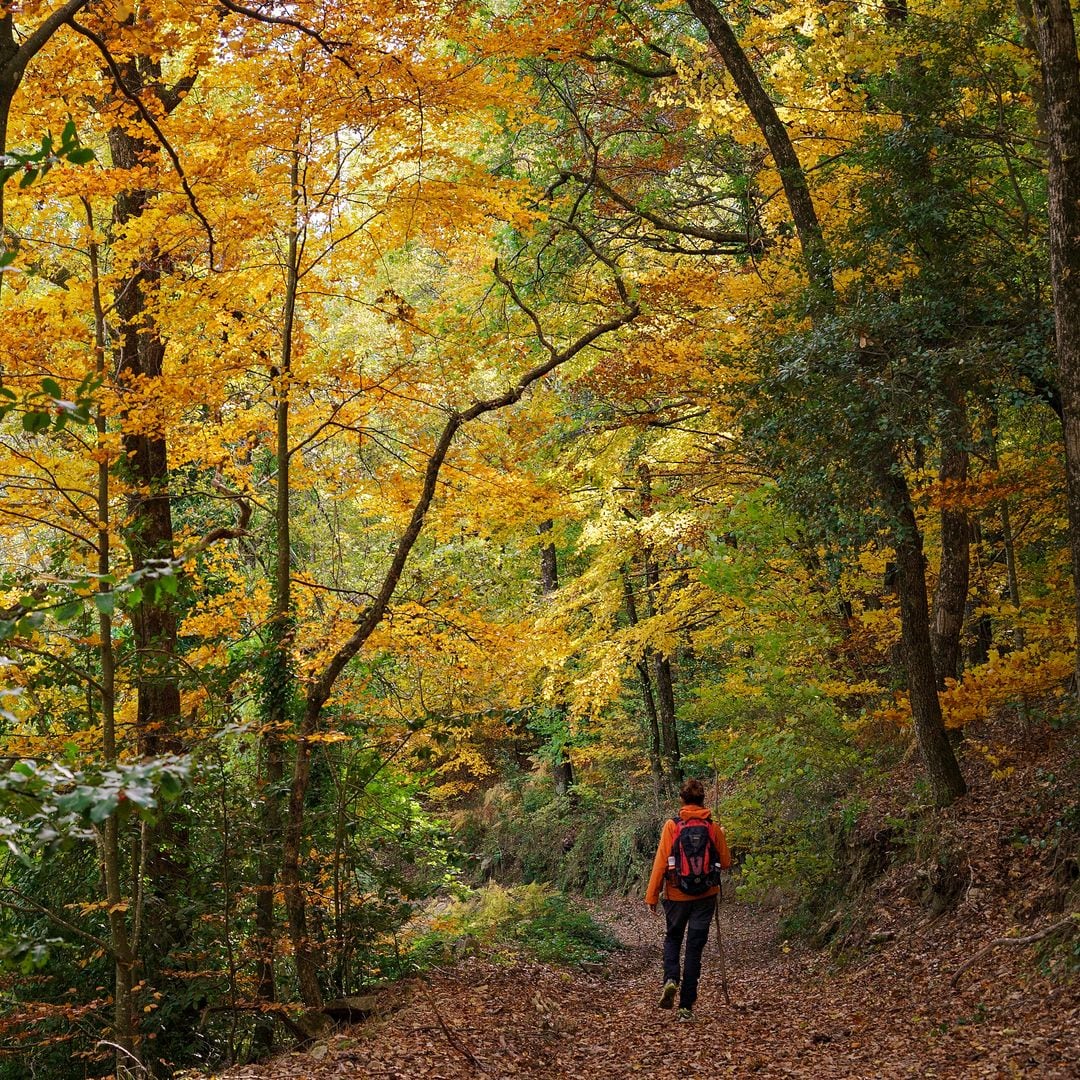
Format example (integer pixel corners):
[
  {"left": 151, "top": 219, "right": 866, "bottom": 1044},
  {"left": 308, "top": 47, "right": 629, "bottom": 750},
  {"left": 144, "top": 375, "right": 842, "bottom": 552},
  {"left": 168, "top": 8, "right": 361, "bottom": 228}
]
[
  {"left": 108, "top": 88, "right": 183, "bottom": 761},
  {"left": 253, "top": 647, "right": 286, "bottom": 1050},
  {"left": 86, "top": 200, "right": 141, "bottom": 1080},
  {"left": 653, "top": 652, "right": 682, "bottom": 787},
  {"left": 877, "top": 450, "right": 967, "bottom": 805},
  {"left": 930, "top": 390, "right": 970, "bottom": 690},
  {"left": 683, "top": 3, "right": 961, "bottom": 797},
  {"left": 102, "top": 49, "right": 195, "bottom": 1047},
  {"left": 281, "top": 697, "right": 324, "bottom": 1009},
  {"left": 685, "top": 0, "right": 831, "bottom": 294},
  {"left": 982, "top": 416, "right": 1025, "bottom": 650},
  {"left": 638, "top": 464, "right": 682, "bottom": 785},
  {"left": 538, "top": 520, "right": 574, "bottom": 796},
  {"left": 272, "top": 148, "right": 325, "bottom": 1009},
  {"left": 621, "top": 564, "right": 665, "bottom": 798},
  {"left": 1030, "top": 0, "right": 1080, "bottom": 691}
]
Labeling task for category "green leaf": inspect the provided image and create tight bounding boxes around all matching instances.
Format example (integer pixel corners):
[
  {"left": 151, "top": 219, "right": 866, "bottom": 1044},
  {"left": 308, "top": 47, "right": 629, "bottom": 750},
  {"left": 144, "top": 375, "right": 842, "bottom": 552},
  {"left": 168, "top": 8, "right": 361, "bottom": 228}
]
[
  {"left": 124, "top": 785, "right": 155, "bottom": 809},
  {"left": 61, "top": 120, "right": 77, "bottom": 145},
  {"left": 54, "top": 601, "right": 83, "bottom": 624},
  {"left": 65, "top": 148, "right": 95, "bottom": 165},
  {"left": 17, "top": 168, "right": 38, "bottom": 189},
  {"left": 92, "top": 591, "right": 116, "bottom": 617},
  {"left": 21, "top": 411, "right": 52, "bottom": 433},
  {"left": 157, "top": 771, "right": 183, "bottom": 802},
  {"left": 40, "top": 378, "right": 62, "bottom": 399},
  {"left": 15, "top": 612, "right": 44, "bottom": 635},
  {"left": 88, "top": 794, "right": 119, "bottom": 823}
]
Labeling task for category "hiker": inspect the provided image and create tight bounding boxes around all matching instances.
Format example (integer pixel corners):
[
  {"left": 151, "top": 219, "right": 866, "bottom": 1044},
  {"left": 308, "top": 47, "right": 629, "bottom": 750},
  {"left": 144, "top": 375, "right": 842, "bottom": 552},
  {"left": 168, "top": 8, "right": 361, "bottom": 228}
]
[{"left": 645, "top": 777, "right": 731, "bottom": 1020}]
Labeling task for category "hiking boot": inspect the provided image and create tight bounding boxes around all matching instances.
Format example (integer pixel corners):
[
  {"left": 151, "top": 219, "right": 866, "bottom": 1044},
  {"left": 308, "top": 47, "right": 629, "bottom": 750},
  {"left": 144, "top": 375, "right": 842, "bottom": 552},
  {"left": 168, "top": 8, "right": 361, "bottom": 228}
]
[
  {"left": 677, "top": 1008, "right": 694, "bottom": 1022},
  {"left": 659, "top": 980, "right": 678, "bottom": 1009}
]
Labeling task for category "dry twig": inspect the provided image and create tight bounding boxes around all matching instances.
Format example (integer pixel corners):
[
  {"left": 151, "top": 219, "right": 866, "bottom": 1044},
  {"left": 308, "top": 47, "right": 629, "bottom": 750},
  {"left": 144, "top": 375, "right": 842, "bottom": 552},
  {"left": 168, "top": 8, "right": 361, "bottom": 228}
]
[{"left": 950, "top": 914, "right": 1077, "bottom": 987}]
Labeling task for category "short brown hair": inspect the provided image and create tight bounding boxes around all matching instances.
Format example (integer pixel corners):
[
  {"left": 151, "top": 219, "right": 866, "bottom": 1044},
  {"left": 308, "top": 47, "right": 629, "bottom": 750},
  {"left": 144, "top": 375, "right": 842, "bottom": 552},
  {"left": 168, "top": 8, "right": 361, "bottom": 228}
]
[{"left": 680, "top": 778, "right": 705, "bottom": 805}]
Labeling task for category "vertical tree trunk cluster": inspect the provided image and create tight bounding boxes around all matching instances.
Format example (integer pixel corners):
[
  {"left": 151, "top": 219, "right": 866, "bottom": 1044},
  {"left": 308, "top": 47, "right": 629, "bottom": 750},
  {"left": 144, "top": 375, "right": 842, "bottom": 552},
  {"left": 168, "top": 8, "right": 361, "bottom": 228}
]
[
  {"left": 538, "top": 520, "right": 575, "bottom": 796},
  {"left": 1030, "top": 0, "right": 1080, "bottom": 692},
  {"left": 637, "top": 463, "right": 682, "bottom": 790},
  {"left": 621, "top": 564, "right": 665, "bottom": 800},
  {"left": 685, "top": 0, "right": 966, "bottom": 804}
]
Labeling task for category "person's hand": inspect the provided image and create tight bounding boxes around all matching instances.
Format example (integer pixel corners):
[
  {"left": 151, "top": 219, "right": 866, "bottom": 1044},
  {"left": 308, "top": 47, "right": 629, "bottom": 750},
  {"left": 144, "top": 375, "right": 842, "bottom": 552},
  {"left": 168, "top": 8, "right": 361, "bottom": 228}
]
[{"left": 648, "top": 902, "right": 658, "bottom": 914}]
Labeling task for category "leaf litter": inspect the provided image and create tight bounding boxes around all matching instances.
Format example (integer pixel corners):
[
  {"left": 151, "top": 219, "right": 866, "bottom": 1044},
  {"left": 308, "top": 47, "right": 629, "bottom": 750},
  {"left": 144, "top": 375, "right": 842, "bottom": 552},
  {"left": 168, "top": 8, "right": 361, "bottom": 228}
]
[{"left": 206, "top": 893, "right": 1076, "bottom": 1079}]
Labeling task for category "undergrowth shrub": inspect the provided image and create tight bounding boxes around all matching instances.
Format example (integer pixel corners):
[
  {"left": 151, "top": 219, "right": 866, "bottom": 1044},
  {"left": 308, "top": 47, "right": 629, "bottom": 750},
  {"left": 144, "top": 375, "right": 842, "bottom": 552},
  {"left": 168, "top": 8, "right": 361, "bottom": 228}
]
[
  {"left": 454, "top": 780, "right": 661, "bottom": 896},
  {"left": 691, "top": 677, "right": 875, "bottom": 904},
  {"left": 404, "top": 883, "right": 617, "bottom": 970}
]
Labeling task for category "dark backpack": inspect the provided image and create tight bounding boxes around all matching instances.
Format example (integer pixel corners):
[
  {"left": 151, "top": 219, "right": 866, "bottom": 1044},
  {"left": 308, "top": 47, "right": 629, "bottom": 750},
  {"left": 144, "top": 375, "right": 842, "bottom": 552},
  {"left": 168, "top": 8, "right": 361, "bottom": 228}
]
[{"left": 667, "top": 817, "right": 722, "bottom": 895}]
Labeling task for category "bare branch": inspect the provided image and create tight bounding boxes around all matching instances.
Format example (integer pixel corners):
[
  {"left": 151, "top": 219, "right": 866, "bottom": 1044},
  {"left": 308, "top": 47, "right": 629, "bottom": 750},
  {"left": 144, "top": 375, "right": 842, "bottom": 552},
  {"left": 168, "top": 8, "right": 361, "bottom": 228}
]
[{"left": 217, "top": 0, "right": 361, "bottom": 77}]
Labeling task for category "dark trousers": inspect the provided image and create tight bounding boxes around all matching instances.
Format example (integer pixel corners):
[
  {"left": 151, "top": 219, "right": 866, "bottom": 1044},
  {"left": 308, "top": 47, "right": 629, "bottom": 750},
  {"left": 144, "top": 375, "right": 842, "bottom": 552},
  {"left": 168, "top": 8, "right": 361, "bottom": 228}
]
[{"left": 662, "top": 894, "right": 716, "bottom": 1010}]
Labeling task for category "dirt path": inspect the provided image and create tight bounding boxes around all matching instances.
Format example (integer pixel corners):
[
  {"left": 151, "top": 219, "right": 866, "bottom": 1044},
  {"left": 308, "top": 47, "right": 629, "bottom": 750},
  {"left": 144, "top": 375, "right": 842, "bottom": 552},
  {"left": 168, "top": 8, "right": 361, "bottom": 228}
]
[{"left": 210, "top": 898, "right": 1077, "bottom": 1079}]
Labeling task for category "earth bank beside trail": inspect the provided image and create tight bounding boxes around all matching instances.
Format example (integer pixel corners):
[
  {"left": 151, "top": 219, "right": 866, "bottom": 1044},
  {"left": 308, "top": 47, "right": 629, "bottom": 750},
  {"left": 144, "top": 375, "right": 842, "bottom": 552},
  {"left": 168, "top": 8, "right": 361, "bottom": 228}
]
[{"left": 200, "top": 894, "right": 1077, "bottom": 1079}]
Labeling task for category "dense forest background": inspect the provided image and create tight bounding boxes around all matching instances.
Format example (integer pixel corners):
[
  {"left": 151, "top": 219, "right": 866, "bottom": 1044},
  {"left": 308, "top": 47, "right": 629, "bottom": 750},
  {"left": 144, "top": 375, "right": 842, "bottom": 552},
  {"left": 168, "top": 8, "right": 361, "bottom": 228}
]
[{"left": 0, "top": 1, "right": 1077, "bottom": 1076}]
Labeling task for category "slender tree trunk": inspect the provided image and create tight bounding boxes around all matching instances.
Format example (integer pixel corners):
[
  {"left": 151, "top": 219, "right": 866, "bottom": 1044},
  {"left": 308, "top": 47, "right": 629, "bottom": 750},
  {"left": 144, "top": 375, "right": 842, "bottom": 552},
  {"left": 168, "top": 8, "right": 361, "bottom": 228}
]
[
  {"left": 281, "top": 698, "right": 324, "bottom": 1008},
  {"left": 254, "top": 145, "right": 302, "bottom": 1029},
  {"left": 876, "top": 450, "right": 967, "bottom": 805},
  {"left": 638, "top": 463, "right": 682, "bottom": 785},
  {"left": 930, "top": 390, "right": 970, "bottom": 690},
  {"left": 988, "top": 415, "right": 1025, "bottom": 648},
  {"left": 1030, "top": 0, "right": 1080, "bottom": 690},
  {"left": 272, "top": 149, "right": 326, "bottom": 1009},
  {"left": 621, "top": 564, "right": 665, "bottom": 797},
  {"left": 684, "top": 1, "right": 964, "bottom": 800},
  {"left": 653, "top": 652, "right": 682, "bottom": 786},
  {"left": 538, "top": 520, "right": 574, "bottom": 795},
  {"left": 86, "top": 199, "right": 141, "bottom": 1079},
  {"left": 253, "top": 665, "right": 285, "bottom": 1049}
]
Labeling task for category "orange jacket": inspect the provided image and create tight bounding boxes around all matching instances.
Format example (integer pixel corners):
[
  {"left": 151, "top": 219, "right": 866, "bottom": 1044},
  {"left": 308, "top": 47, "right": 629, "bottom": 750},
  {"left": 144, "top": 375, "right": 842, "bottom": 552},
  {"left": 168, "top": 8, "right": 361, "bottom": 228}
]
[{"left": 645, "top": 805, "right": 732, "bottom": 905}]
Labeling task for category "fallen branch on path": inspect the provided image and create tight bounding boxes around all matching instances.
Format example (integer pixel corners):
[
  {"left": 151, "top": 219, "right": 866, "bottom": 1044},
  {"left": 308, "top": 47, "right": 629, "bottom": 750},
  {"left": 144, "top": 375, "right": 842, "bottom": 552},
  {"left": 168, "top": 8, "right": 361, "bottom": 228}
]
[
  {"left": 950, "top": 913, "right": 1077, "bottom": 988},
  {"left": 417, "top": 979, "right": 487, "bottom": 1074}
]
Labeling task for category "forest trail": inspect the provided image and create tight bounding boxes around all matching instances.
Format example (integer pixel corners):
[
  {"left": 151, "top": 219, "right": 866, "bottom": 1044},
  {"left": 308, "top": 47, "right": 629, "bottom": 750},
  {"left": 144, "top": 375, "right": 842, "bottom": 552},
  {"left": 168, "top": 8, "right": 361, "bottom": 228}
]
[{"left": 210, "top": 897, "right": 1077, "bottom": 1079}]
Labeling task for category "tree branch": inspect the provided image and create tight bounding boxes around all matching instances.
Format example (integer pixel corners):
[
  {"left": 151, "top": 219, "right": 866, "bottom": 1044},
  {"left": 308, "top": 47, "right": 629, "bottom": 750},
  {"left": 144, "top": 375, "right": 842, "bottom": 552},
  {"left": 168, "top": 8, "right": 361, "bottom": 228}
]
[
  {"left": 308, "top": 266, "right": 639, "bottom": 710},
  {"left": 580, "top": 52, "right": 676, "bottom": 78},
  {"left": 68, "top": 18, "right": 216, "bottom": 268},
  {"left": 216, "top": 0, "right": 361, "bottom": 77},
  {"left": 951, "top": 914, "right": 1077, "bottom": 987},
  {"left": 559, "top": 169, "right": 755, "bottom": 248},
  {"left": 0, "top": 887, "right": 112, "bottom": 953},
  {"left": 1, "top": 0, "right": 91, "bottom": 82}
]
